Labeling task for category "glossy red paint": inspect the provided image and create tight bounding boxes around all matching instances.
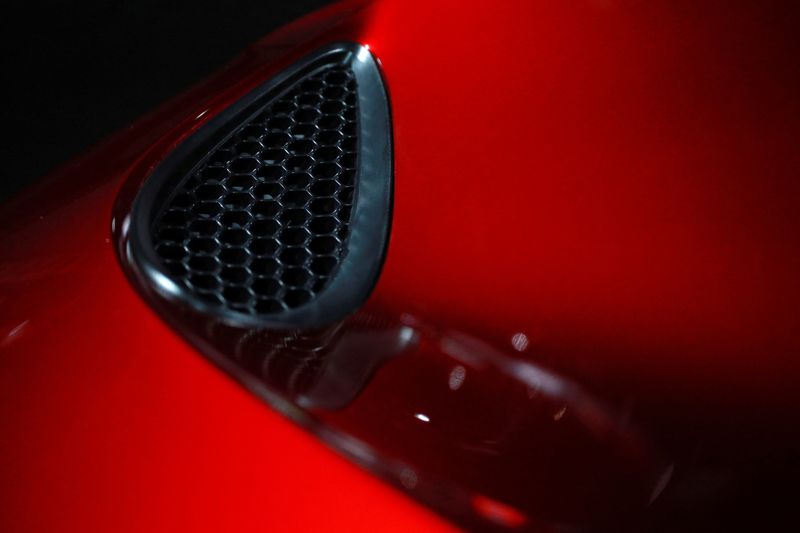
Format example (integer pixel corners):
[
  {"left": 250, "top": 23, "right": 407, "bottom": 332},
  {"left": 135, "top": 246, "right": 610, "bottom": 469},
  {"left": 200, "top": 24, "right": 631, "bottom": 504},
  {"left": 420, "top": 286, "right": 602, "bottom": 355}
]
[{"left": 2, "top": 0, "right": 799, "bottom": 531}]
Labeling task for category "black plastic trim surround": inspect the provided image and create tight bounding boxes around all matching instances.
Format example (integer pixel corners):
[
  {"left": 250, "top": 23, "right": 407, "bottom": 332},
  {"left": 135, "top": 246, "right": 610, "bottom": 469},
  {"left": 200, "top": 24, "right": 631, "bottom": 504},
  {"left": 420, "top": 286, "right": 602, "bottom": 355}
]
[{"left": 126, "top": 43, "right": 392, "bottom": 329}]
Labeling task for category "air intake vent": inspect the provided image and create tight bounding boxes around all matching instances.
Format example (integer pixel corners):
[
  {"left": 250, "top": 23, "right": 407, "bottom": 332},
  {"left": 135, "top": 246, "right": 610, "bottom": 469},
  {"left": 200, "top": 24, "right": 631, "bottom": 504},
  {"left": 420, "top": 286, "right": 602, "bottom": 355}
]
[
  {"left": 124, "top": 43, "right": 392, "bottom": 328},
  {"left": 154, "top": 65, "right": 358, "bottom": 314}
]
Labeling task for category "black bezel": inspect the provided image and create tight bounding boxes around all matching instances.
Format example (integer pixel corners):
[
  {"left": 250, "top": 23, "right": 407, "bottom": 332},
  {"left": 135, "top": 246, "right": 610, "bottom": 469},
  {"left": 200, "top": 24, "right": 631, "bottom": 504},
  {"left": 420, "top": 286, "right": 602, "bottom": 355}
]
[{"left": 125, "top": 42, "right": 392, "bottom": 329}]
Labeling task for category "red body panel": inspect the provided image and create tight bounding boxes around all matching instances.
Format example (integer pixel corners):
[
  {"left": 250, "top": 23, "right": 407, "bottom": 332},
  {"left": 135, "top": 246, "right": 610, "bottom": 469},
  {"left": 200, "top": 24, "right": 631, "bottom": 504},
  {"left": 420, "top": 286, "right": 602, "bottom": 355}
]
[{"left": 2, "top": 1, "right": 798, "bottom": 531}]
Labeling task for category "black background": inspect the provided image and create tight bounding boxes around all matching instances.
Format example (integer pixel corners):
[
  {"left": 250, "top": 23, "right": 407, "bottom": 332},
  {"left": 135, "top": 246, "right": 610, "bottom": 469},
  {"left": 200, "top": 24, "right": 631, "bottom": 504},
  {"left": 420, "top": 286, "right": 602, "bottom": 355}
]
[{"left": 2, "top": 0, "right": 332, "bottom": 202}]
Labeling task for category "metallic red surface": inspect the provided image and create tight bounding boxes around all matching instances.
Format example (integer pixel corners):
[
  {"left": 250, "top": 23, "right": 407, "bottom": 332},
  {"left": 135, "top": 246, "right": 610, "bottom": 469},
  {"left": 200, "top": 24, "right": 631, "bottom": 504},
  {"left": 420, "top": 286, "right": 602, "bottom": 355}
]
[{"left": 2, "top": 0, "right": 799, "bottom": 531}]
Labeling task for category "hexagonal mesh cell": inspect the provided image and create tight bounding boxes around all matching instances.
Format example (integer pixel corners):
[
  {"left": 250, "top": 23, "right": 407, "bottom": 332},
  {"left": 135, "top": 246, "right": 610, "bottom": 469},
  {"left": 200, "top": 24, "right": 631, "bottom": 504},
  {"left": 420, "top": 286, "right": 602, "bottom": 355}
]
[{"left": 152, "top": 63, "right": 359, "bottom": 315}]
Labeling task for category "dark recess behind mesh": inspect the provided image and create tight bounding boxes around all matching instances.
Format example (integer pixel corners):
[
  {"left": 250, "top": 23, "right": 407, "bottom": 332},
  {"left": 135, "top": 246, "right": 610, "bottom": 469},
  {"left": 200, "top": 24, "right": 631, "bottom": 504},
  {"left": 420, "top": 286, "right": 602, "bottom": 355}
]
[{"left": 153, "top": 64, "right": 359, "bottom": 316}]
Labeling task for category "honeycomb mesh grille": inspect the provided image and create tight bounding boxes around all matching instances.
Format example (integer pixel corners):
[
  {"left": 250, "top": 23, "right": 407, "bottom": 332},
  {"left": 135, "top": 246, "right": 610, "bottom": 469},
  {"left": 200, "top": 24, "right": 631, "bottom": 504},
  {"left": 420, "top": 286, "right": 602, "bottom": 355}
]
[{"left": 152, "top": 64, "right": 358, "bottom": 315}]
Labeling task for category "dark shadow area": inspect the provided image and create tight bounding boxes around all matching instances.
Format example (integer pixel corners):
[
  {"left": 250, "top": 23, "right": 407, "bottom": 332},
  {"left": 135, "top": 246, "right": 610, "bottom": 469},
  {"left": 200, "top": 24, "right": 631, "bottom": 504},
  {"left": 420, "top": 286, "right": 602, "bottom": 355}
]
[{"left": 1, "top": 0, "right": 333, "bottom": 201}]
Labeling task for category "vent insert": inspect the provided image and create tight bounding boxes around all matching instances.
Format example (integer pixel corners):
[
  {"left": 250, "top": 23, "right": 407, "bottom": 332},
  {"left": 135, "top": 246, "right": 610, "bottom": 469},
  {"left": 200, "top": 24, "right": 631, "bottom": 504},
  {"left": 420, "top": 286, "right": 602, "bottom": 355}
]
[{"left": 125, "top": 43, "right": 392, "bottom": 328}]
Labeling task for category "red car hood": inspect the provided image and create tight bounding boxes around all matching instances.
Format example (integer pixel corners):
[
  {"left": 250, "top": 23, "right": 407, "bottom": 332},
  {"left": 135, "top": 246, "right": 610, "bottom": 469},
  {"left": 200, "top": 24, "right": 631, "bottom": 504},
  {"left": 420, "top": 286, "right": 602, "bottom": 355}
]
[{"left": 2, "top": 1, "right": 798, "bottom": 531}]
